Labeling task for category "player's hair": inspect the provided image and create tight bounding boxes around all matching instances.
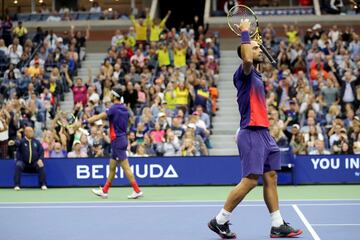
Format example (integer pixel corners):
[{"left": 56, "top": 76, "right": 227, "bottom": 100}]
[{"left": 111, "top": 87, "right": 123, "bottom": 100}]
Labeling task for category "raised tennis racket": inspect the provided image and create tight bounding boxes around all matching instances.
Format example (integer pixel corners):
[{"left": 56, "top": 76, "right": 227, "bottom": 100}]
[{"left": 227, "top": 5, "right": 277, "bottom": 66}]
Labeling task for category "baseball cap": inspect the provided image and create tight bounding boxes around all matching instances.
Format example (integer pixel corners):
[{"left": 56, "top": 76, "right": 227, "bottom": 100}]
[
  {"left": 95, "top": 119, "right": 103, "bottom": 126},
  {"left": 89, "top": 94, "right": 100, "bottom": 102},
  {"left": 292, "top": 124, "right": 300, "bottom": 130},
  {"left": 312, "top": 24, "right": 322, "bottom": 30},
  {"left": 158, "top": 112, "right": 166, "bottom": 118},
  {"left": 73, "top": 140, "right": 81, "bottom": 146},
  {"left": 187, "top": 123, "right": 196, "bottom": 129}
]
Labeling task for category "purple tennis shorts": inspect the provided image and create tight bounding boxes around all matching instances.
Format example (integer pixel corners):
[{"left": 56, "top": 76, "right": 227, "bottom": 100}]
[
  {"left": 237, "top": 127, "right": 281, "bottom": 177},
  {"left": 111, "top": 136, "right": 128, "bottom": 161}
]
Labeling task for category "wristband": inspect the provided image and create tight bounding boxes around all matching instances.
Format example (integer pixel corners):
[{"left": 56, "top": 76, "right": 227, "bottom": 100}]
[{"left": 241, "top": 31, "right": 251, "bottom": 44}]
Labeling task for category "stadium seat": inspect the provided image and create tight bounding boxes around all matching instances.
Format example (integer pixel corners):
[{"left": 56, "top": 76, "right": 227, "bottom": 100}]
[
  {"left": 17, "top": 13, "right": 30, "bottom": 22},
  {"left": 29, "top": 14, "right": 43, "bottom": 21},
  {"left": 89, "top": 12, "right": 102, "bottom": 20},
  {"left": 77, "top": 12, "right": 89, "bottom": 20}
]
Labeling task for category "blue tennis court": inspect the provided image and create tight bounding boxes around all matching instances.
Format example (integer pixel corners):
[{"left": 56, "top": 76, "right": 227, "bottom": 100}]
[{"left": 1, "top": 200, "right": 359, "bottom": 240}]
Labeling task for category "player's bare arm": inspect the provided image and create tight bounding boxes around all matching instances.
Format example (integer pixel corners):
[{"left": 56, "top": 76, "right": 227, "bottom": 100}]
[
  {"left": 87, "top": 112, "right": 107, "bottom": 124},
  {"left": 236, "top": 19, "right": 253, "bottom": 75}
]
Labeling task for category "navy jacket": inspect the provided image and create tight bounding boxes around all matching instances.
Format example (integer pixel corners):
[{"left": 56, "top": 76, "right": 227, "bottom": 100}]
[{"left": 16, "top": 138, "right": 44, "bottom": 164}]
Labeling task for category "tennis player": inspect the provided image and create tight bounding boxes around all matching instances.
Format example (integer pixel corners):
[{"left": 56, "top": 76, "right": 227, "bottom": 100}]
[
  {"left": 86, "top": 87, "right": 143, "bottom": 199},
  {"left": 208, "top": 19, "right": 303, "bottom": 239}
]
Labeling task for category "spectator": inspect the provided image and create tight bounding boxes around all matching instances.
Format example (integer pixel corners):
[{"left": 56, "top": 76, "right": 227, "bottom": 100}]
[
  {"left": 8, "top": 37, "right": 23, "bottom": 65},
  {"left": 157, "top": 43, "right": 171, "bottom": 67},
  {"left": 322, "top": 0, "right": 344, "bottom": 14},
  {"left": 89, "top": 2, "right": 102, "bottom": 13},
  {"left": 143, "top": 133, "right": 156, "bottom": 156},
  {"left": 133, "top": 144, "right": 149, "bottom": 157},
  {"left": 67, "top": 140, "right": 87, "bottom": 158},
  {"left": 0, "top": 108, "right": 10, "bottom": 159},
  {"left": 70, "top": 24, "right": 90, "bottom": 61},
  {"left": 157, "top": 130, "right": 180, "bottom": 156},
  {"left": 1, "top": 15, "right": 13, "bottom": 46},
  {"left": 224, "top": 0, "right": 236, "bottom": 15},
  {"left": 12, "top": 21, "right": 27, "bottom": 46},
  {"left": 49, "top": 142, "right": 67, "bottom": 158},
  {"left": 180, "top": 138, "right": 196, "bottom": 156},
  {"left": 111, "top": 29, "right": 124, "bottom": 47},
  {"left": 283, "top": 24, "right": 299, "bottom": 44},
  {"left": 328, "top": 25, "right": 341, "bottom": 43},
  {"left": 309, "top": 139, "right": 331, "bottom": 155},
  {"left": 340, "top": 71, "right": 358, "bottom": 109},
  {"left": 349, "top": 33, "right": 360, "bottom": 60},
  {"left": 303, "top": 125, "right": 324, "bottom": 152},
  {"left": 148, "top": 10, "right": 171, "bottom": 42},
  {"left": 329, "top": 124, "right": 343, "bottom": 147},
  {"left": 14, "top": 126, "right": 47, "bottom": 190},
  {"left": 130, "top": 8, "right": 150, "bottom": 46},
  {"left": 39, "top": 3, "right": 50, "bottom": 13},
  {"left": 270, "top": 125, "right": 289, "bottom": 148},
  {"left": 65, "top": 69, "right": 91, "bottom": 107},
  {"left": 290, "top": 124, "right": 307, "bottom": 154},
  {"left": 88, "top": 141, "right": 105, "bottom": 158}
]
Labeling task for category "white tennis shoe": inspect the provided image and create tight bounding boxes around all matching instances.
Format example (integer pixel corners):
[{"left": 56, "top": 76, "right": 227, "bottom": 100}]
[
  {"left": 92, "top": 187, "right": 108, "bottom": 199},
  {"left": 127, "top": 191, "right": 143, "bottom": 199}
]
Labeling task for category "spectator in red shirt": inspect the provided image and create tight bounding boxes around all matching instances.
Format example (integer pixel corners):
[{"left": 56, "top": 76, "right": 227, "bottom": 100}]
[{"left": 65, "top": 67, "right": 91, "bottom": 106}]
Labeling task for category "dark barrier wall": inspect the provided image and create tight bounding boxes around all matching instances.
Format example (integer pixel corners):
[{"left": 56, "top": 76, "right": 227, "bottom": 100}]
[{"left": 0, "top": 156, "right": 293, "bottom": 187}]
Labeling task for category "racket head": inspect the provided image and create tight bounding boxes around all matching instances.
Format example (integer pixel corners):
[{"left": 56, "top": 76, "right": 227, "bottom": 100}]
[{"left": 227, "top": 5, "right": 258, "bottom": 37}]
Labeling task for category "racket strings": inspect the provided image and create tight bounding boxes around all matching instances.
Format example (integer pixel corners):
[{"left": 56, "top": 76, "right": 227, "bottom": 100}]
[{"left": 228, "top": 6, "right": 257, "bottom": 36}]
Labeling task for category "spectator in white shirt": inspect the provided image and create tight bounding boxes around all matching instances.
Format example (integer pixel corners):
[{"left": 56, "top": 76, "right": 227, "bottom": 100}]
[
  {"left": 309, "top": 140, "right": 331, "bottom": 155},
  {"left": 328, "top": 25, "right": 340, "bottom": 43},
  {"left": 67, "top": 140, "right": 88, "bottom": 158},
  {"left": 8, "top": 38, "right": 23, "bottom": 65},
  {"left": 111, "top": 29, "right": 124, "bottom": 47},
  {"left": 90, "top": 2, "right": 102, "bottom": 13}
]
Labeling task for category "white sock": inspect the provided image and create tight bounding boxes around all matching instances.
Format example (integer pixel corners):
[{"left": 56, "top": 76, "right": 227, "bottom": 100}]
[
  {"left": 271, "top": 210, "right": 284, "bottom": 227},
  {"left": 216, "top": 208, "right": 231, "bottom": 225}
]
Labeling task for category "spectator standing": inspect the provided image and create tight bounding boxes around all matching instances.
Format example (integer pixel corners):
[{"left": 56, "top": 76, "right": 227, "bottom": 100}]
[
  {"left": 12, "top": 21, "right": 27, "bottom": 46},
  {"left": 1, "top": 15, "right": 13, "bottom": 46},
  {"left": 148, "top": 10, "right": 171, "bottom": 42},
  {"left": 130, "top": 8, "right": 150, "bottom": 46}
]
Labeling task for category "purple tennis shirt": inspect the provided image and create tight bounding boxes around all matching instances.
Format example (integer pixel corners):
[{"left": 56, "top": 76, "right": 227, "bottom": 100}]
[
  {"left": 106, "top": 103, "right": 129, "bottom": 142},
  {"left": 233, "top": 65, "right": 270, "bottom": 129}
]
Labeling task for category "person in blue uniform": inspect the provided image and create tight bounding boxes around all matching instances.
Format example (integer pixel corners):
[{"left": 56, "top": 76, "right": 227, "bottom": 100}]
[{"left": 14, "top": 126, "right": 47, "bottom": 191}]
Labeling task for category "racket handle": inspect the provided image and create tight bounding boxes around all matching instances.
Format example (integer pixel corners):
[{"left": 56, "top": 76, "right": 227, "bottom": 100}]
[{"left": 260, "top": 44, "right": 277, "bottom": 66}]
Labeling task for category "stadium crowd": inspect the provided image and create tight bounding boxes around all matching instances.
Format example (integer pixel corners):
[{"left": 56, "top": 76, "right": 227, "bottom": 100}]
[
  {"left": 263, "top": 23, "right": 360, "bottom": 155},
  {"left": 0, "top": 7, "right": 219, "bottom": 159},
  {"left": 0, "top": 3, "right": 359, "bottom": 160}
]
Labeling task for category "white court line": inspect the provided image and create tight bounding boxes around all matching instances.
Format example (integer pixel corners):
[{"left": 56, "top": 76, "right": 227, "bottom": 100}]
[
  {"left": 0, "top": 199, "right": 359, "bottom": 205},
  {"left": 0, "top": 202, "right": 359, "bottom": 208},
  {"left": 292, "top": 204, "right": 321, "bottom": 240},
  {"left": 0, "top": 204, "right": 240, "bottom": 209},
  {"left": 1, "top": 203, "right": 360, "bottom": 209},
  {"left": 312, "top": 224, "right": 360, "bottom": 227}
]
